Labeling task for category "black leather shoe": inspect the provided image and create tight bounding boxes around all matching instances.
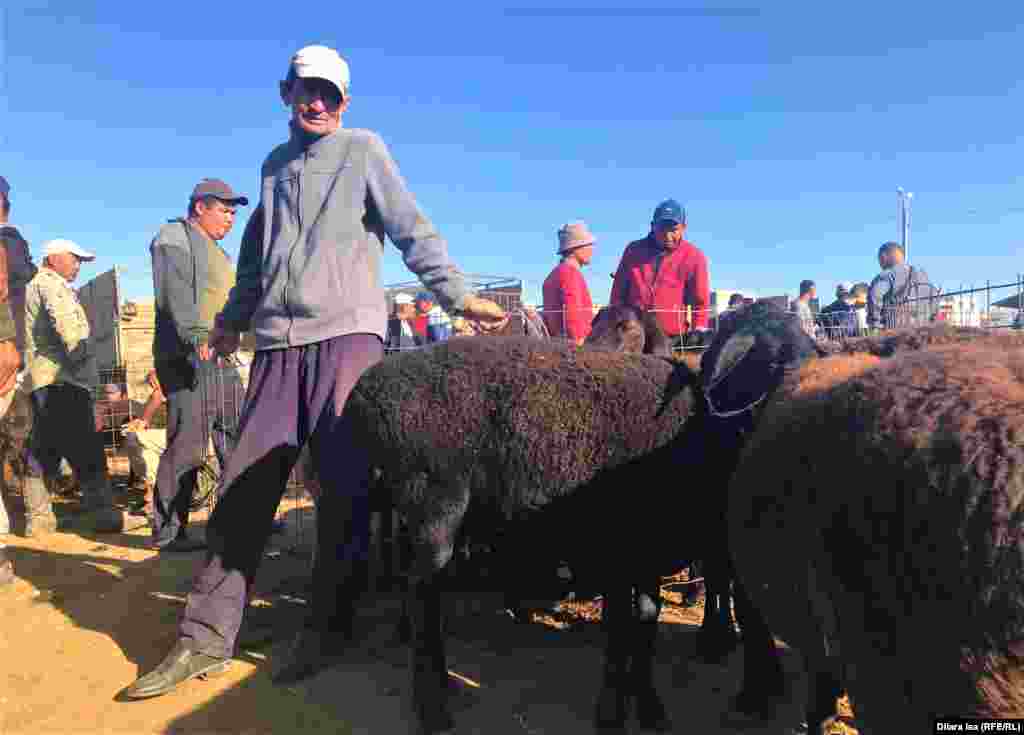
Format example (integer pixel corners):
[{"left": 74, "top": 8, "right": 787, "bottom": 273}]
[
  {"left": 271, "top": 629, "right": 350, "bottom": 685},
  {"left": 123, "top": 640, "right": 230, "bottom": 699},
  {"left": 157, "top": 535, "right": 208, "bottom": 553}
]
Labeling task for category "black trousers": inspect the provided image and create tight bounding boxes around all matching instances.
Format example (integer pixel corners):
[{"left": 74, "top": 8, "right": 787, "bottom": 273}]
[{"left": 27, "top": 382, "right": 108, "bottom": 500}]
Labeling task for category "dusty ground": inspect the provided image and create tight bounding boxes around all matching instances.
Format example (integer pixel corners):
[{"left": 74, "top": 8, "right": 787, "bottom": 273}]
[{"left": 0, "top": 482, "right": 849, "bottom": 735}]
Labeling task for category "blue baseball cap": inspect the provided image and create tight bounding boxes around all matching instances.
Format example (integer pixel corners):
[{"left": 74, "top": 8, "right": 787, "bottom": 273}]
[{"left": 652, "top": 199, "right": 686, "bottom": 226}]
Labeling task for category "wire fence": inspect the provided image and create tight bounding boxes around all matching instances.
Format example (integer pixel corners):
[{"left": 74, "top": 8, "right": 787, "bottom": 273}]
[{"left": 86, "top": 274, "right": 1024, "bottom": 570}]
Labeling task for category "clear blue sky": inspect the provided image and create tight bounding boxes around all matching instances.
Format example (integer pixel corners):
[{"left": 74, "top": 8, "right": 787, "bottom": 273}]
[{"left": 3, "top": 2, "right": 1023, "bottom": 308}]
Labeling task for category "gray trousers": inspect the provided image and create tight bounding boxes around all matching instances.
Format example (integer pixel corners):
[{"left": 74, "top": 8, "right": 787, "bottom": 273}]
[
  {"left": 180, "top": 333, "right": 383, "bottom": 657},
  {"left": 152, "top": 358, "right": 241, "bottom": 546}
]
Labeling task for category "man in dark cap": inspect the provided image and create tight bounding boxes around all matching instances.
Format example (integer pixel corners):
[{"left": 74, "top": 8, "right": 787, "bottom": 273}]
[
  {"left": 610, "top": 199, "right": 711, "bottom": 350},
  {"left": 148, "top": 178, "right": 248, "bottom": 552}
]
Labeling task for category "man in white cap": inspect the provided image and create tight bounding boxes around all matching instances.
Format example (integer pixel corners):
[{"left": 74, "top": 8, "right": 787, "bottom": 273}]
[
  {"left": 385, "top": 292, "right": 420, "bottom": 352},
  {"left": 126, "top": 44, "right": 505, "bottom": 698},
  {"left": 542, "top": 221, "right": 596, "bottom": 345},
  {"left": 20, "top": 239, "right": 123, "bottom": 536}
]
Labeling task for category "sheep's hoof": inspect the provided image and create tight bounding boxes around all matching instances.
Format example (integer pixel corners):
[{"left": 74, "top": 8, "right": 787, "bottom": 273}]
[
  {"left": 634, "top": 685, "right": 672, "bottom": 732},
  {"left": 594, "top": 685, "right": 628, "bottom": 732}
]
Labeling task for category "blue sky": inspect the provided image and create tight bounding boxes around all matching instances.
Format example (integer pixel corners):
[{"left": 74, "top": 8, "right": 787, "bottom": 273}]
[{"left": 2, "top": 1, "right": 1023, "bottom": 309}]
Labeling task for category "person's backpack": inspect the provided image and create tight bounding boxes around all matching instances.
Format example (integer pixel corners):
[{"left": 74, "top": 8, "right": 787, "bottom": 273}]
[{"left": 886, "top": 266, "right": 941, "bottom": 328}]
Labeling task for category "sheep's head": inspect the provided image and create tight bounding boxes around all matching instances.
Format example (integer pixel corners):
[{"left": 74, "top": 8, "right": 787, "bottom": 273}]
[
  {"left": 586, "top": 305, "right": 672, "bottom": 357},
  {"left": 701, "top": 301, "right": 818, "bottom": 417}
]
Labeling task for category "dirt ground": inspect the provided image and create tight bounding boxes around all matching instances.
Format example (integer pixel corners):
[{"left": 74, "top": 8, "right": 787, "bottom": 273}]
[{"left": 1, "top": 482, "right": 841, "bottom": 735}]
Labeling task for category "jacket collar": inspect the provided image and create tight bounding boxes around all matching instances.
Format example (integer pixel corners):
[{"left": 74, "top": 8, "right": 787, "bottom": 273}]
[{"left": 288, "top": 122, "right": 348, "bottom": 160}]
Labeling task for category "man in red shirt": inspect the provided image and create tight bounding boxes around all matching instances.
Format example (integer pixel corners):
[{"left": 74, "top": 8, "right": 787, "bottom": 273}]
[
  {"left": 610, "top": 199, "right": 711, "bottom": 348},
  {"left": 542, "top": 221, "right": 596, "bottom": 345}
]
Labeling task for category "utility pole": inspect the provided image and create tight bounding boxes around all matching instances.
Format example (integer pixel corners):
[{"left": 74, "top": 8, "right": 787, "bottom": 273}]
[{"left": 897, "top": 188, "right": 914, "bottom": 263}]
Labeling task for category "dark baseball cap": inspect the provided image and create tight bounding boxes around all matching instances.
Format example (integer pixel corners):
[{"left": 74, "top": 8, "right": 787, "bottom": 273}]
[
  {"left": 190, "top": 178, "right": 249, "bottom": 206},
  {"left": 652, "top": 199, "right": 686, "bottom": 226}
]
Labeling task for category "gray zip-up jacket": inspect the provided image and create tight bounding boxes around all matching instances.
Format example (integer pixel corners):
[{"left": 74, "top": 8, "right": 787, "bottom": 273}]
[{"left": 217, "top": 126, "right": 468, "bottom": 350}]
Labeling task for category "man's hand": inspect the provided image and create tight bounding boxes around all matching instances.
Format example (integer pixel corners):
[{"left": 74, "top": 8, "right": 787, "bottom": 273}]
[
  {"left": 208, "top": 325, "right": 240, "bottom": 357},
  {"left": 0, "top": 340, "right": 20, "bottom": 397},
  {"left": 122, "top": 418, "right": 148, "bottom": 435},
  {"left": 197, "top": 342, "right": 213, "bottom": 362},
  {"left": 459, "top": 295, "right": 507, "bottom": 334}
]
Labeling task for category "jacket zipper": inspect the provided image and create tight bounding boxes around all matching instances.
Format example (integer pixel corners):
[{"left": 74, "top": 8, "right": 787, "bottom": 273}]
[{"left": 282, "top": 155, "right": 305, "bottom": 346}]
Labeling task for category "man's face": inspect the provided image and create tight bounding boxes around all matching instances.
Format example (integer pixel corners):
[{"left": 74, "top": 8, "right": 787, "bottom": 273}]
[
  {"left": 48, "top": 252, "right": 82, "bottom": 282},
  {"left": 652, "top": 220, "right": 685, "bottom": 250},
  {"left": 194, "top": 198, "right": 237, "bottom": 241},
  {"left": 574, "top": 244, "right": 594, "bottom": 265},
  {"left": 396, "top": 303, "right": 416, "bottom": 320},
  {"left": 281, "top": 77, "right": 348, "bottom": 137}
]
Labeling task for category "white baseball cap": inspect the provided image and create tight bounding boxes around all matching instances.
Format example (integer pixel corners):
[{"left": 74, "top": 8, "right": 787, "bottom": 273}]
[
  {"left": 42, "top": 238, "right": 96, "bottom": 262},
  {"left": 289, "top": 45, "right": 350, "bottom": 97},
  {"left": 393, "top": 293, "right": 414, "bottom": 305}
]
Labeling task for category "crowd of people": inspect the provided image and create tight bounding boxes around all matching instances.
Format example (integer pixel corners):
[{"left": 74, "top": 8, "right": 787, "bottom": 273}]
[
  {"left": 0, "top": 41, "right": 951, "bottom": 704},
  {"left": 793, "top": 240, "right": 941, "bottom": 342}
]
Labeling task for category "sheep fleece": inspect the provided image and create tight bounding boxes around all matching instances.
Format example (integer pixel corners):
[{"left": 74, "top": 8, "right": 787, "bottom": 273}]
[
  {"left": 345, "top": 336, "right": 695, "bottom": 515},
  {"left": 730, "top": 341, "right": 1024, "bottom": 720}
]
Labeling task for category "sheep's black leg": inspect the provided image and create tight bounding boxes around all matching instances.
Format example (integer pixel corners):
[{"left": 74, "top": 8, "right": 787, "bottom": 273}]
[
  {"left": 407, "top": 571, "right": 454, "bottom": 734},
  {"left": 631, "top": 578, "right": 671, "bottom": 732},
  {"left": 594, "top": 583, "right": 631, "bottom": 732},
  {"left": 697, "top": 553, "right": 740, "bottom": 664},
  {"left": 731, "top": 577, "right": 786, "bottom": 718},
  {"left": 405, "top": 493, "right": 468, "bottom": 735},
  {"left": 496, "top": 525, "right": 532, "bottom": 623}
]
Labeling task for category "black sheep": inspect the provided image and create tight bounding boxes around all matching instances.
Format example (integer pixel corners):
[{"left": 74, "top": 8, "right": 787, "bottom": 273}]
[
  {"left": 329, "top": 336, "right": 734, "bottom": 733},
  {"left": 727, "top": 334, "right": 1024, "bottom": 732}
]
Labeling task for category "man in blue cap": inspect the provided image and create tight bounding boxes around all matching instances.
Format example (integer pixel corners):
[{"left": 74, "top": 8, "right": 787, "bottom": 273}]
[{"left": 610, "top": 199, "right": 711, "bottom": 349}]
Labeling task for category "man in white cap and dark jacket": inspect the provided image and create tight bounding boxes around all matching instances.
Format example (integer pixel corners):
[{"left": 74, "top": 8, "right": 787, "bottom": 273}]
[
  {"left": 20, "top": 239, "right": 123, "bottom": 536},
  {"left": 125, "top": 44, "right": 505, "bottom": 698}
]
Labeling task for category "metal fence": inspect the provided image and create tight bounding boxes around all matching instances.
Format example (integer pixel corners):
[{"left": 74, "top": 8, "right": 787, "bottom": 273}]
[{"left": 382, "top": 275, "right": 1024, "bottom": 357}]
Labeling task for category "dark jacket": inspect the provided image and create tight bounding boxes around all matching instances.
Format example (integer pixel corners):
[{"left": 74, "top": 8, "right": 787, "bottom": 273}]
[
  {"left": 385, "top": 316, "right": 421, "bottom": 352},
  {"left": 150, "top": 219, "right": 235, "bottom": 366}
]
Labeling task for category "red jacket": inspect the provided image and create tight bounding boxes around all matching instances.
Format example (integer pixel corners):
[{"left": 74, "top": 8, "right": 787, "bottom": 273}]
[
  {"left": 610, "top": 236, "right": 710, "bottom": 335},
  {"left": 542, "top": 261, "right": 594, "bottom": 342}
]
